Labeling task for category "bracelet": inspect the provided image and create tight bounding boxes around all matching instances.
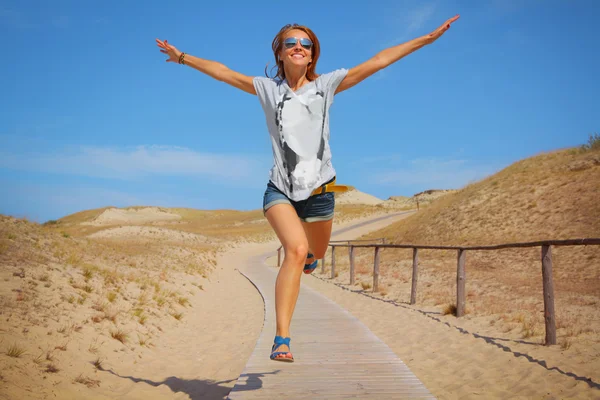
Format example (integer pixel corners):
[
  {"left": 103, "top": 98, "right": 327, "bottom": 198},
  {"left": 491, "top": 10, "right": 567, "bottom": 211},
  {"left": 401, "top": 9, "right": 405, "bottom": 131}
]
[{"left": 178, "top": 52, "right": 186, "bottom": 65}]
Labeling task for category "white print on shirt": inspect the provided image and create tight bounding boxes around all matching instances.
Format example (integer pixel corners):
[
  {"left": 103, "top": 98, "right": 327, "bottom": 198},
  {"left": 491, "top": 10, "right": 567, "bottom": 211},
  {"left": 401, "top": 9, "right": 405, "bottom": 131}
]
[{"left": 275, "top": 88, "right": 326, "bottom": 194}]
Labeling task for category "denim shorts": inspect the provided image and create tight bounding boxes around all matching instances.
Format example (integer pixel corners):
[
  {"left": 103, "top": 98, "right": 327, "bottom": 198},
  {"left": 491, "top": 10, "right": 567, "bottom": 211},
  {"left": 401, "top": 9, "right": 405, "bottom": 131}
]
[{"left": 262, "top": 179, "right": 335, "bottom": 223}]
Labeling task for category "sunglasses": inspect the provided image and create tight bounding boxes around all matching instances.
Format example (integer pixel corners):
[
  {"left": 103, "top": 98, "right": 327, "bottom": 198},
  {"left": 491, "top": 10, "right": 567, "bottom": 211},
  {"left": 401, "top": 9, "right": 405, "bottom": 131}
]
[{"left": 283, "top": 37, "right": 313, "bottom": 50}]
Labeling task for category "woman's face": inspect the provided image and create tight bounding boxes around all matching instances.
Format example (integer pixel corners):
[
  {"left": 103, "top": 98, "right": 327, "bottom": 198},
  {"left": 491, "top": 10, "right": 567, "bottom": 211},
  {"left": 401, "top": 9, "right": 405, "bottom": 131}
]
[{"left": 279, "top": 29, "right": 313, "bottom": 70}]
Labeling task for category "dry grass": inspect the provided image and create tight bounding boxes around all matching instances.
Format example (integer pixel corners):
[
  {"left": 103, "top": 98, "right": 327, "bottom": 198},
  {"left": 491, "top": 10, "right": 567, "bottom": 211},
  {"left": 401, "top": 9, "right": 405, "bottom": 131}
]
[
  {"left": 318, "top": 146, "right": 599, "bottom": 353},
  {"left": 2, "top": 145, "right": 595, "bottom": 397},
  {"left": 92, "top": 357, "right": 103, "bottom": 370},
  {"left": 6, "top": 344, "right": 26, "bottom": 358},
  {"left": 442, "top": 304, "right": 457, "bottom": 316},
  {"left": 110, "top": 329, "right": 127, "bottom": 344},
  {"left": 171, "top": 312, "right": 183, "bottom": 321},
  {"left": 0, "top": 206, "right": 266, "bottom": 396},
  {"left": 45, "top": 364, "right": 60, "bottom": 373},
  {"left": 107, "top": 292, "right": 117, "bottom": 303},
  {"left": 74, "top": 374, "right": 100, "bottom": 388},
  {"left": 369, "top": 148, "right": 600, "bottom": 245},
  {"left": 55, "top": 343, "right": 68, "bottom": 352},
  {"left": 138, "top": 314, "right": 148, "bottom": 325},
  {"left": 177, "top": 296, "right": 189, "bottom": 307}
]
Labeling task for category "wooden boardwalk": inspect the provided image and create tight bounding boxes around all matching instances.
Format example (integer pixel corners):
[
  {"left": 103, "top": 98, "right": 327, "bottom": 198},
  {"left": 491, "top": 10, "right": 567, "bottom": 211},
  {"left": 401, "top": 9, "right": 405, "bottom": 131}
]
[{"left": 228, "top": 251, "right": 435, "bottom": 399}]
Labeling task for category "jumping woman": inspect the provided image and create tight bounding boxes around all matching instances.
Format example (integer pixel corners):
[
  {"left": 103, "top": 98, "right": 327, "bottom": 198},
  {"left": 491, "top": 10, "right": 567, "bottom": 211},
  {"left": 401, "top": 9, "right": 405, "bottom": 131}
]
[{"left": 156, "top": 14, "right": 459, "bottom": 362}]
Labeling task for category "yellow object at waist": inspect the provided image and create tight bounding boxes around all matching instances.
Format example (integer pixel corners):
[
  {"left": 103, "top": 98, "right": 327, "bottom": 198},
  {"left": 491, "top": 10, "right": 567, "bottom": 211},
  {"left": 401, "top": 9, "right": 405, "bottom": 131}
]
[{"left": 310, "top": 178, "right": 354, "bottom": 196}]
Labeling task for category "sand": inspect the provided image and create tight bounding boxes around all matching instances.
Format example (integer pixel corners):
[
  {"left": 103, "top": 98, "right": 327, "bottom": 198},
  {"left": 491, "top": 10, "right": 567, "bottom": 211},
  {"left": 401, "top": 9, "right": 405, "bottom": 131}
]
[
  {"left": 335, "top": 189, "right": 384, "bottom": 205},
  {"left": 1, "top": 210, "right": 598, "bottom": 399},
  {"left": 83, "top": 207, "right": 181, "bottom": 226},
  {"left": 88, "top": 226, "right": 215, "bottom": 245},
  {"left": 261, "top": 219, "right": 600, "bottom": 399},
  {"left": 0, "top": 247, "right": 264, "bottom": 400}
]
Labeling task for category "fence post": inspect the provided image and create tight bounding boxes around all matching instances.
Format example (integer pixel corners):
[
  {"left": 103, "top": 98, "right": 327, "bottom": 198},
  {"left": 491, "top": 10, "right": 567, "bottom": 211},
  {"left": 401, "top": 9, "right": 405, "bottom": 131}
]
[
  {"left": 410, "top": 248, "right": 419, "bottom": 305},
  {"left": 373, "top": 246, "right": 380, "bottom": 292},
  {"left": 456, "top": 249, "right": 466, "bottom": 317},
  {"left": 321, "top": 247, "right": 327, "bottom": 274},
  {"left": 277, "top": 247, "right": 282, "bottom": 267},
  {"left": 349, "top": 245, "right": 355, "bottom": 285},
  {"left": 330, "top": 246, "right": 336, "bottom": 279},
  {"left": 541, "top": 245, "right": 557, "bottom": 345}
]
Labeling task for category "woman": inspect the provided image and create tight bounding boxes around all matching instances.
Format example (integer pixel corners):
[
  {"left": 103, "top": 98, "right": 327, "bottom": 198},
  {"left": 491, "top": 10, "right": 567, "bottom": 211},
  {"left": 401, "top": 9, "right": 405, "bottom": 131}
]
[{"left": 156, "top": 15, "right": 459, "bottom": 362}]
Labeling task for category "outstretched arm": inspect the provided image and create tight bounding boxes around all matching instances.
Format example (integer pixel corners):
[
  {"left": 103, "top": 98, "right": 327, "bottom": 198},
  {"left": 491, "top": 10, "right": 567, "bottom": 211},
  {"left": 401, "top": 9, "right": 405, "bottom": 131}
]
[
  {"left": 335, "top": 15, "right": 460, "bottom": 94},
  {"left": 156, "top": 39, "right": 257, "bottom": 95}
]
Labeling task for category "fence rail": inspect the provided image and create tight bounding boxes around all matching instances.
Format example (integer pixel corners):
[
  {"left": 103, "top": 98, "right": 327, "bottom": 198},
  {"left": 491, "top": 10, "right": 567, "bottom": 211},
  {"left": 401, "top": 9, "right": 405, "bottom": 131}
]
[{"left": 275, "top": 238, "right": 600, "bottom": 346}]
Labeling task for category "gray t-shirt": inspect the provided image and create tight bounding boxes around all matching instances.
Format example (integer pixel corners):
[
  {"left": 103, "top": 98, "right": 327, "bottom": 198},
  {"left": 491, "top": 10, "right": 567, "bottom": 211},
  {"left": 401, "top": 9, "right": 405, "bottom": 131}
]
[{"left": 253, "top": 68, "right": 348, "bottom": 201}]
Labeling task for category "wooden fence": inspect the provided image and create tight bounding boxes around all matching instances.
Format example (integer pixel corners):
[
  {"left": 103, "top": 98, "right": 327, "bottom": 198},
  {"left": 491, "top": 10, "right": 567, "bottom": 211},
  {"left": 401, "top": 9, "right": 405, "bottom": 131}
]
[{"left": 275, "top": 238, "right": 600, "bottom": 346}]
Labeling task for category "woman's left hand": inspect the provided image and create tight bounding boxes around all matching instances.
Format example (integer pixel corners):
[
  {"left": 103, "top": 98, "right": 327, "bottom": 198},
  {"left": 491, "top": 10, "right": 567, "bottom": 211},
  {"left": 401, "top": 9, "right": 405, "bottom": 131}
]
[{"left": 427, "top": 15, "right": 460, "bottom": 43}]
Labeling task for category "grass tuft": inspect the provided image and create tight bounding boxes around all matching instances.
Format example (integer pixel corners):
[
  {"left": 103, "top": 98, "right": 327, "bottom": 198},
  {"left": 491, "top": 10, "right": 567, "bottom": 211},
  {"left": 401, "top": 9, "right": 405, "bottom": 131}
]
[
  {"left": 83, "top": 268, "right": 93, "bottom": 281},
  {"left": 6, "top": 344, "right": 26, "bottom": 358},
  {"left": 110, "top": 329, "right": 127, "bottom": 343},
  {"left": 93, "top": 357, "right": 104, "bottom": 370},
  {"left": 55, "top": 343, "right": 68, "bottom": 352},
  {"left": 107, "top": 292, "right": 117, "bottom": 303},
  {"left": 560, "top": 337, "right": 573, "bottom": 350},
  {"left": 82, "top": 284, "right": 93, "bottom": 293},
  {"left": 177, "top": 297, "right": 189, "bottom": 307},
  {"left": 442, "top": 304, "right": 457, "bottom": 316},
  {"left": 45, "top": 364, "right": 60, "bottom": 373},
  {"left": 156, "top": 297, "right": 167, "bottom": 307},
  {"left": 580, "top": 132, "right": 600, "bottom": 151},
  {"left": 138, "top": 335, "right": 149, "bottom": 347},
  {"left": 74, "top": 374, "right": 100, "bottom": 388},
  {"left": 171, "top": 312, "right": 183, "bottom": 321}
]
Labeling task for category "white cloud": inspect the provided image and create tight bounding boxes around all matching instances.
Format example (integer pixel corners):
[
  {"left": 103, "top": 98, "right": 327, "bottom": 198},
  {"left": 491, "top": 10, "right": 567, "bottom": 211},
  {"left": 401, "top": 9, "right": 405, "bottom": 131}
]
[
  {"left": 404, "top": 3, "right": 437, "bottom": 35},
  {"left": 371, "top": 157, "right": 501, "bottom": 189},
  {"left": 0, "top": 145, "right": 265, "bottom": 181},
  {"left": 380, "top": 2, "right": 438, "bottom": 48},
  {"left": 354, "top": 154, "right": 404, "bottom": 164},
  {"left": 0, "top": 183, "right": 145, "bottom": 222}
]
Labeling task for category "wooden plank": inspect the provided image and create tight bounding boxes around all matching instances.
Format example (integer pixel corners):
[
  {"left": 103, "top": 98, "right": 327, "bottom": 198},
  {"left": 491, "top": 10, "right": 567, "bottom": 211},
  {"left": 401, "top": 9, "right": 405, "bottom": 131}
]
[
  {"left": 349, "top": 245, "right": 355, "bottom": 286},
  {"left": 541, "top": 245, "right": 557, "bottom": 345},
  {"left": 456, "top": 249, "right": 466, "bottom": 317},
  {"left": 410, "top": 248, "right": 419, "bottom": 305},
  {"left": 331, "top": 246, "right": 336, "bottom": 279},
  {"left": 230, "top": 252, "right": 436, "bottom": 399},
  {"left": 373, "top": 246, "right": 380, "bottom": 293},
  {"left": 277, "top": 247, "right": 281, "bottom": 268},
  {"left": 329, "top": 237, "right": 600, "bottom": 251}
]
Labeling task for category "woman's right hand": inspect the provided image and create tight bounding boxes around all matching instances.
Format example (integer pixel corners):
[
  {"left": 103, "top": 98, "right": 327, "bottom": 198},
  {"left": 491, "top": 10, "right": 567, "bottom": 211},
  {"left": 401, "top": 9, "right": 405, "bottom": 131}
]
[{"left": 156, "top": 39, "right": 182, "bottom": 63}]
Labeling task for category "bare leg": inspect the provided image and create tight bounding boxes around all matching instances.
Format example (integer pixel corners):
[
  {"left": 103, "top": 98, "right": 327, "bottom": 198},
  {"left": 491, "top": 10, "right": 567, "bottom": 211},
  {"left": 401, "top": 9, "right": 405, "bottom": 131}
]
[
  {"left": 265, "top": 204, "right": 308, "bottom": 359},
  {"left": 302, "top": 219, "right": 334, "bottom": 271}
]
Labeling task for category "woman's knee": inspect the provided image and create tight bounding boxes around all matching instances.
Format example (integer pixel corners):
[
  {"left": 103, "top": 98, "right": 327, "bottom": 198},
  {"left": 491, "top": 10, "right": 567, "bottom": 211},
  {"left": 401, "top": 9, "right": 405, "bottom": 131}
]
[{"left": 284, "top": 242, "right": 309, "bottom": 262}]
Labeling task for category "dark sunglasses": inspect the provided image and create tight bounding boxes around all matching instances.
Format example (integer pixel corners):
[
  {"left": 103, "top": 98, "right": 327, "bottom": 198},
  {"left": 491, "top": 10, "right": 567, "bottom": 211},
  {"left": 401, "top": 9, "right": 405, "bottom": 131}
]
[{"left": 283, "top": 37, "right": 313, "bottom": 50}]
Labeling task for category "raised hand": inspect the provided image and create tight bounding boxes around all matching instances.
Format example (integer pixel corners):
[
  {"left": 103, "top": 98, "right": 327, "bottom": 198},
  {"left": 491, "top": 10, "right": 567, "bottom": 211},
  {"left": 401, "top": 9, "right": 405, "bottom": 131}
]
[
  {"left": 427, "top": 15, "right": 460, "bottom": 43},
  {"left": 156, "top": 39, "right": 182, "bottom": 63}
]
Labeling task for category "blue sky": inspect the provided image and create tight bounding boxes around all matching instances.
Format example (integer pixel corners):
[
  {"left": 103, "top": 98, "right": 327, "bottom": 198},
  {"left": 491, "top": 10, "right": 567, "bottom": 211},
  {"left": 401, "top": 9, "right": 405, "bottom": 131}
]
[{"left": 1, "top": 0, "right": 598, "bottom": 222}]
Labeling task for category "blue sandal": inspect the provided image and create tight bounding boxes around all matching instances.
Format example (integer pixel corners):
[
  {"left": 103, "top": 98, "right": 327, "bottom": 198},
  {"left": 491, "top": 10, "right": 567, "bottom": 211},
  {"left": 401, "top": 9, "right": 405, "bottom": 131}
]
[
  {"left": 270, "top": 336, "right": 294, "bottom": 362},
  {"left": 303, "top": 252, "right": 318, "bottom": 274}
]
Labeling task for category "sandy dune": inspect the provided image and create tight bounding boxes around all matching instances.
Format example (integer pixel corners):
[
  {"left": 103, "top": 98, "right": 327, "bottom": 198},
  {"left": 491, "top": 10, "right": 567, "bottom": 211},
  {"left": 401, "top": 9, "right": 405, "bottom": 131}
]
[
  {"left": 260, "top": 216, "right": 600, "bottom": 399},
  {"left": 88, "top": 226, "right": 215, "bottom": 244},
  {"left": 335, "top": 189, "right": 384, "bottom": 205},
  {"left": 83, "top": 207, "right": 181, "bottom": 226},
  {"left": 1, "top": 210, "right": 598, "bottom": 399}
]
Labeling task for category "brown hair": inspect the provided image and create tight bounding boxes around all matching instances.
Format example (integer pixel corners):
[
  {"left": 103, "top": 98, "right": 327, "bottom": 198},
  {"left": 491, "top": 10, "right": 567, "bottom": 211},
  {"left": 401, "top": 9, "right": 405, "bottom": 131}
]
[{"left": 265, "top": 23, "right": 321, "bottom": 82}]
